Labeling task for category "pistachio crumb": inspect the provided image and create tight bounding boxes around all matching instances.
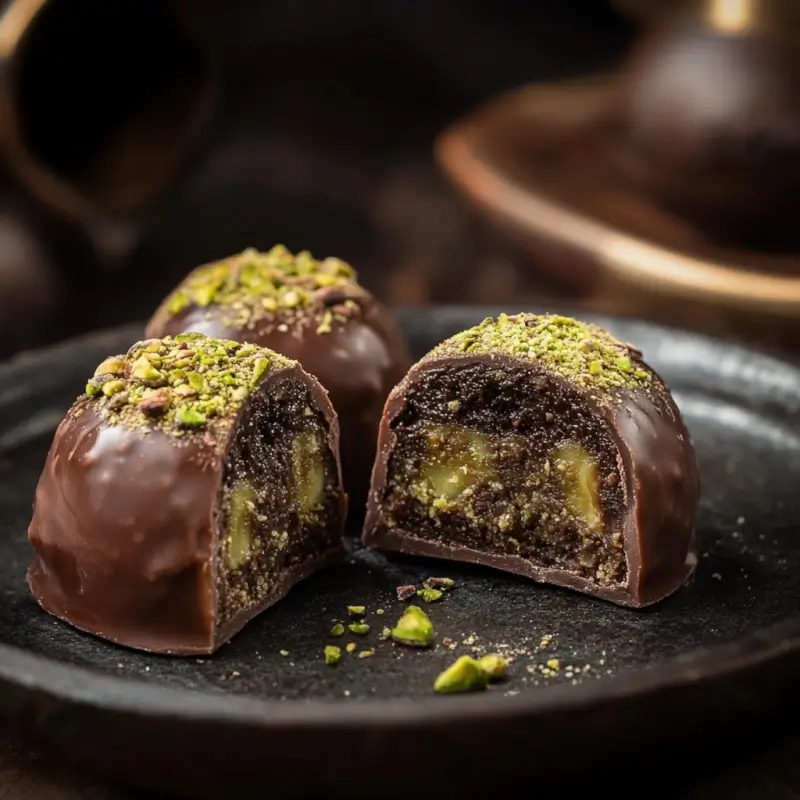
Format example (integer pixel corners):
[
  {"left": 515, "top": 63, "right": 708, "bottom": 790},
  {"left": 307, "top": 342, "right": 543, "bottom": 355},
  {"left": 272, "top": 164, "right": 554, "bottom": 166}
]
[
  {"left": 347, "top": 605, "right": 366, "bottom": 617},
  {"left": 349, "top": 623, "right": 369, "bottom": 635},
  {"left": 477, "top": 654, "right": 509, "bottom": 680},
  {"left": 330, "top": 623, "right": 345, "bottom": 637},
  {"left": 391, "top": 605, "right": 435, "bottom": 648},
  {"left": 376, "top": 608, "right": 385, "bottom": 615},
  {"left": 324, "top": 645, "right": 341, "bottom": 665},
  {"left": 279, "top": 650, "right": 289, "bottom": 657},
  {"left": 358, "top": 649, "right": 376, "bottom": 659},
  {"left": 417, "top": 588, "right": 443, "bottom": 603},
  {"left": 345, "top": 642, "right": 357, "bottom": 654},
  {"left": 434, "top": 656, "right": 490, "bottom": 694}
]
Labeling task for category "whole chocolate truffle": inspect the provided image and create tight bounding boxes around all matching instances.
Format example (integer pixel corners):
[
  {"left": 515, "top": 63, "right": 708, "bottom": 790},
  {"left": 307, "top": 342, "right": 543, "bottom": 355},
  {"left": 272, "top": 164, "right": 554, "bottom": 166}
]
[
  {"left": 28, "top": 333, "right": 346, "bottom": 654},
  {"left": 146, "top": 246, "right": 411, "bottom": 516},
  {"left": 363, "top": 313, "right": 699, "bottom": 607}
]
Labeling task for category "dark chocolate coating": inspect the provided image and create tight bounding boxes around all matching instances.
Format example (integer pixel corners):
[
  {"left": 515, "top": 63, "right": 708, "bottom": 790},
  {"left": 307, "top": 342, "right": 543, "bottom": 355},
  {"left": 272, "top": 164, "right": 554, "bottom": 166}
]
[
  {"left": 145, "top": 296, "right": 410, "bottom": 516},
  {"left": 363, "top": 353, "right": 700, "bottom": 608},
  {"left": 28, "top": 366, "right": 346, "bottom": 655}
]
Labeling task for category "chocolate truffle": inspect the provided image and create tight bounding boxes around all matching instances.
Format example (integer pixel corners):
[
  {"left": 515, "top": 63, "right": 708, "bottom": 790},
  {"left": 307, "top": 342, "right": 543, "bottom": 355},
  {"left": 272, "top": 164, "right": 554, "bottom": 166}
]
[
  {"left": 145, "top": 246, "right": 411, "bottom": 515},
  {"left": 363, "top": 313, "right": 699, "bottom": 607},
  {"left": 28, "top": 333, "right": 346, "bottom": 654}
]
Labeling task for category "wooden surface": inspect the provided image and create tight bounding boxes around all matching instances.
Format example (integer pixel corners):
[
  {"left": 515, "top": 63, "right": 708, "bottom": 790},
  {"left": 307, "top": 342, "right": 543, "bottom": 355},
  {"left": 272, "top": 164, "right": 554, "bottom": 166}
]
[{"left": 0, "top": 727, "right": 799, "bottom": 798}]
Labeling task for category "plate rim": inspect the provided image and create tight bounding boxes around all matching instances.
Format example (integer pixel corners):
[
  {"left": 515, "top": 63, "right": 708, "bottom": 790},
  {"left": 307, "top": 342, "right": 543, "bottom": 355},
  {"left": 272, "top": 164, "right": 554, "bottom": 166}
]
[{"left": 2, "top": 307, "right": 800, "bottom": 729}]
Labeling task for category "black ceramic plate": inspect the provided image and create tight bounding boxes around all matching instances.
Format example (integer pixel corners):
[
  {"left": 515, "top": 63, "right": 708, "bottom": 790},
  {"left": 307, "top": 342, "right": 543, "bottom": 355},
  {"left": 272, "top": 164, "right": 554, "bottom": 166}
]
[{"left": 1, "top": 307, "right": 800, "bottom": 799}]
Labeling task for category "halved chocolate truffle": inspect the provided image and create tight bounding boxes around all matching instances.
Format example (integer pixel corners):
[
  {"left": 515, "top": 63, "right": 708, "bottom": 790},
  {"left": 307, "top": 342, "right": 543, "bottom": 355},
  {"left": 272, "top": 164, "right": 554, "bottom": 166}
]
[
  {"left": 145, "top": 246, "right": 411, "bottom": 515},
  {"left": 28, "top": 333, "right": 346, "bottom": 654},
  {"left": 363, "top": 313, "right": 700, "bottom": 607}
]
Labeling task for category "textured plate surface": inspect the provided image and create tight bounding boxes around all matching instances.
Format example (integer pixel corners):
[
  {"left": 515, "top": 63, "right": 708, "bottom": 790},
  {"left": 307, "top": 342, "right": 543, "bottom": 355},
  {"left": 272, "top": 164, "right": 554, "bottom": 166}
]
[{"left": 1, "top": 307, "right": 800, "bottom": 797}]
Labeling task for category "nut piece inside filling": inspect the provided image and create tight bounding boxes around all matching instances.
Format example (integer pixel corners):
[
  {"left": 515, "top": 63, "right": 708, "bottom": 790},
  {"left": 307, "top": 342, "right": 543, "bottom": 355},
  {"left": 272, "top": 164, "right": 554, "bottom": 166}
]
[
  {"left": 553, "top": 441, "right": 603, "bottom": 533},
  {"left": 292, "top": 431, "right": 326, "bottom": 514},
  {"left": 226, "top": 481, "right": 254, "bottom": 570},
  {"left": 413, "top": 424, "right": 494, "bottom": 504}
]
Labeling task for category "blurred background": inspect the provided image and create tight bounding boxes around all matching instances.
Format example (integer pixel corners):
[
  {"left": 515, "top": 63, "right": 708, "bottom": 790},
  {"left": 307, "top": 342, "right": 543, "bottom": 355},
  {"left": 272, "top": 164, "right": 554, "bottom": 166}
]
[{"left": 0, "top": 0, "right": 798, "bottom": 360}]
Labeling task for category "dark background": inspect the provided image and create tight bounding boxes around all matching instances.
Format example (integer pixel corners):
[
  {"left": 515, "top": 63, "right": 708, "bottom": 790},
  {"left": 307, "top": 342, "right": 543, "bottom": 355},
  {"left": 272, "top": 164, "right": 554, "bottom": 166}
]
[{"left": 0, "top": 0, "right": 635, "bottom": 357}]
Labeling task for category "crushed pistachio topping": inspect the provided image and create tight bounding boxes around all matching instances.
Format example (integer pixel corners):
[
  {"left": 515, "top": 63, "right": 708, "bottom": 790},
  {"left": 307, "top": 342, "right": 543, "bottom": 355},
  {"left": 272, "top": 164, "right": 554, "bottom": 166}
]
[
  {"left": 391, "top": 605, "right": 435, "bottom": 648},
  {"left": 429, "top": 313, "right": 654, "bottom": 394},
  {"left": 434, "top": 656, "right": 490, "bottom": 694},
  {"left": 324, "top": 646, "right": 341, "bottom": 666},
  {"left": 158, "top": 245, "right": 365, "bottom": 334},
  {"left": 417, "top": 588, "right": 443, "bottom": 603},
  {"left": 82, "top": 333, "right": 294, "bottom": 435}
]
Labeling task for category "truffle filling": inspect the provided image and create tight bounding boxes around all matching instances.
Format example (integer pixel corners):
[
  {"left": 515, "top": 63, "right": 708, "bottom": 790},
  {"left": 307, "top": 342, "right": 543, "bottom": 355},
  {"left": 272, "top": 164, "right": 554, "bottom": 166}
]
[
  {"left": 216, "top": 374, "right": 340, "bottom": 624},
  {"left": 380, "top": 364, "right": 629, "bottom": 586}
]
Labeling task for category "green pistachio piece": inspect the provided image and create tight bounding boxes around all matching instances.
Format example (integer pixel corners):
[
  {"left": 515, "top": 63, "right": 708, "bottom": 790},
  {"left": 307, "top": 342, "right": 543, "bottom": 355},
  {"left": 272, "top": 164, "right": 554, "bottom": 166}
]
[
  {"left": 417, "top": 588, "right": 443, "bottom": 603},
  {"left": 131, "top": 355, "right": 164, "bottom": 384},
  {"left": 176, "top": 406, "right": 207, "bottom": 428},
  {"left": 476, "top": 654, "right": 509, "bottom": 680},
  {"left": 553, "top": 441, "right": 603, "bottom": 533},
  {"left": 226, "top": 481, "right": 254, "bottom": 570},
  {"left": 167, "top": 291, "right": 190, "bottom": 315},
  {"left": 349, "top": 623, "right": 369, "bottom": 635},
  {"left": 102, "top": 379, "right": 125, "bottom": 397},
  {"left": 330, "top": 623, "right": 345, "bottom": 637},
  {"left": 94, "top": 357, "right": 125, "bottom": 377},
  {"left": 194, "top": 282, "right": 220, "bottom": 307},
  {"left": 324, "top": 645, "right": 341, "bottom": 666},
  {"left": 85, "top": 381, "right": 101, "bottom": 398},
  {"left": 251, "top": 357, "right": 270, "bottom": 385},
  {"left": 186, "top": 371, "right": 206, "bottom": 393},
  {"left": 292, "top": 432, "right": 325, "bottom": 514},
  {"left": 433, "top": 656, "right": 490, "bottom": 694},
  {"left": 391, "top": 605, "right": 435, "bottom": 648},
  {"left": 347, "top": 605, "right": 366, "bottom": 617}
]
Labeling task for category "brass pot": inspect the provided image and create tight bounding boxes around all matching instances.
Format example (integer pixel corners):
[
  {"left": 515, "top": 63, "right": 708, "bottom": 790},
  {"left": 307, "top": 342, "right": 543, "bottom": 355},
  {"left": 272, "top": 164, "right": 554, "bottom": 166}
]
[
  {"left": 610, "top": 0, "right": 800, "bottom": 243},
  {"left": 0, "top": 0, "right": 217, "bottom": 252},
  {"left": 434, "top": 0, "right": 800, "bottom": 351}
]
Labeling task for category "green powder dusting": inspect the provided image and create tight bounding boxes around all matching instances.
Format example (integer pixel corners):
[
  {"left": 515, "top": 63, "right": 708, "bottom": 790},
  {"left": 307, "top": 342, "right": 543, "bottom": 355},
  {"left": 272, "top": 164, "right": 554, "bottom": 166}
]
[
  {"left": 158, "top": 245, "right": 366, "bottom": 333},
  {"left": 82, "top": 332, "right": 295, "bottom": 435},
  {"left": 430, "top": 313, "right": 653, "bottom": 394}
]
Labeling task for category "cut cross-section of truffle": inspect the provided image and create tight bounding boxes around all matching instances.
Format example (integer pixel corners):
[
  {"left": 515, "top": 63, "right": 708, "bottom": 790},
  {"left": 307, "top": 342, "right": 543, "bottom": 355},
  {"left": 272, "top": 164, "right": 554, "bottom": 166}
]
[
  {"left": 363, "top": 313, "right": 700, "bottom": 607},
  {"left": 145, "top": 245, "right": 411, "bottom": 516},
  {"left": 27, "top": 333, "right": 347, "bottom": 654}
]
